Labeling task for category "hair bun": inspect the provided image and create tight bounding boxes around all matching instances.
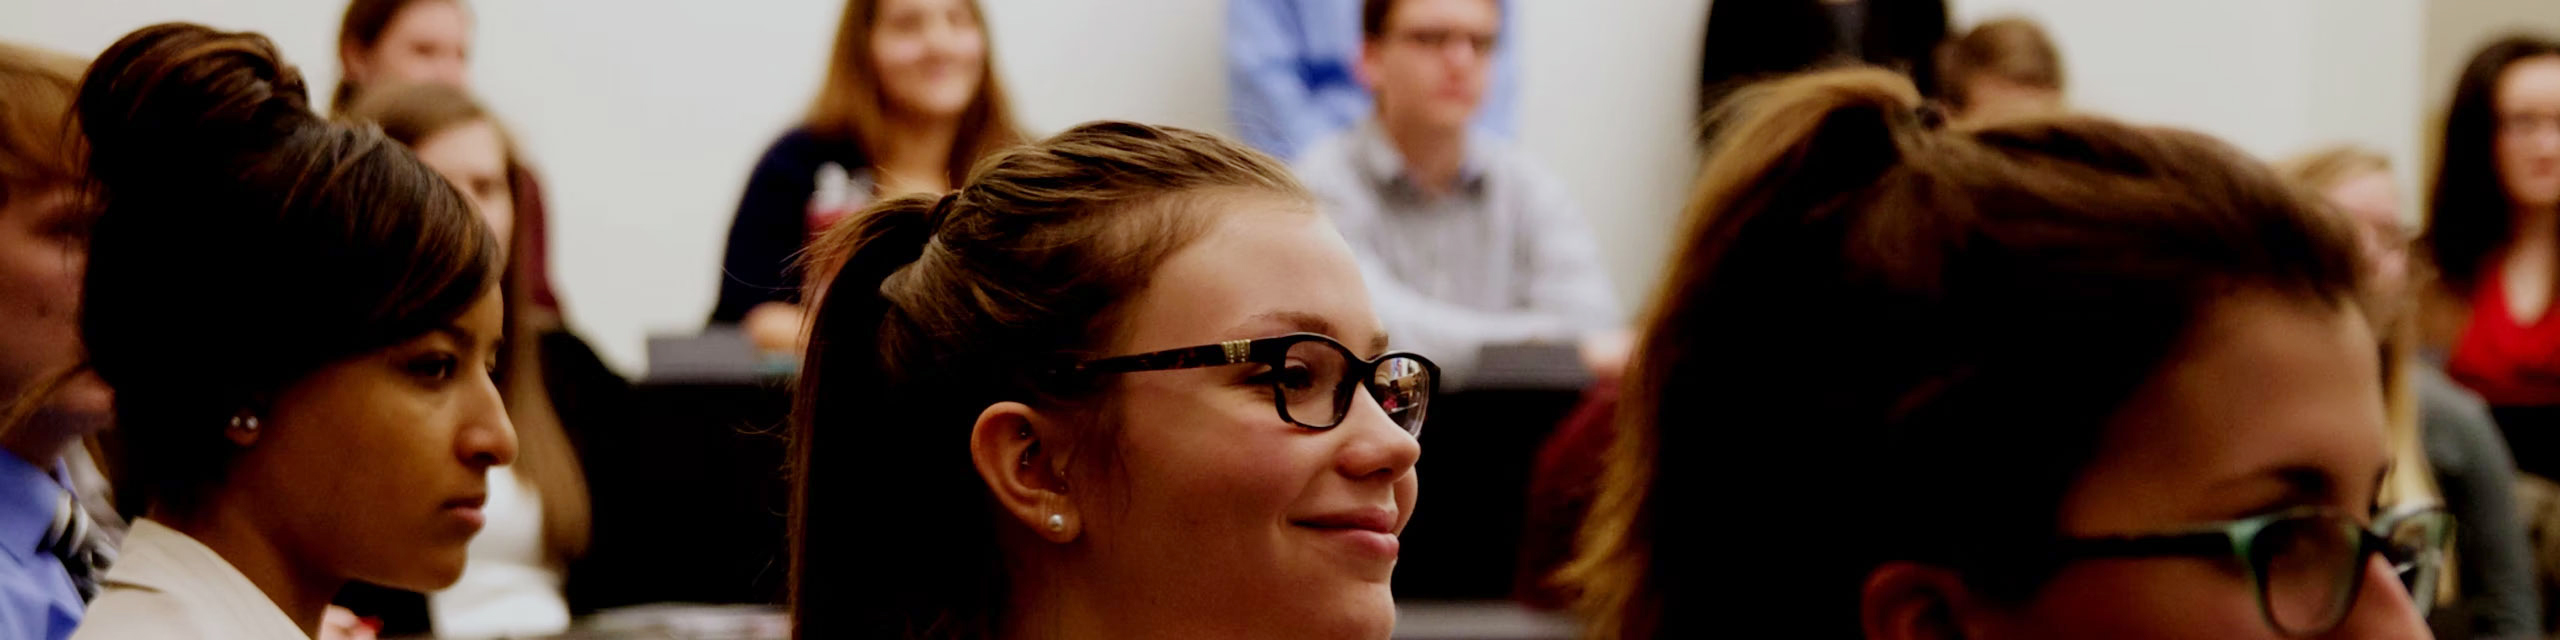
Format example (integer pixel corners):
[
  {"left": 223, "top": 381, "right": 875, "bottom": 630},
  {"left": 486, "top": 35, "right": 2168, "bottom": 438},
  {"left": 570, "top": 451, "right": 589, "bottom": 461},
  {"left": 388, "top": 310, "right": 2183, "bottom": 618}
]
[{"left": 77, "top": 22, "right": 314, "bottom": 187}]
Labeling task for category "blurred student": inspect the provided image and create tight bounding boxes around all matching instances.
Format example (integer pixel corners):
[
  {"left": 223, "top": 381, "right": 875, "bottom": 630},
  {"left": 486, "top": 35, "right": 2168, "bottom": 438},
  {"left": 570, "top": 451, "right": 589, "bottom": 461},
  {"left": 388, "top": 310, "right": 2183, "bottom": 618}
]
[
  {"left": 335, "top": 0, "right": 566, "bottom": 324},
  {"left": 791, "top": 122, "right": 1433, "bottom": 639},
  {"left": 1569, "top": 68, "right": 2447, "bottom": 639},
  {"left": 341, "top": 83, "right": 590, "bottom": 640},
  {"left": 713, "top": 0, "right": 1024, "bottom": 353},
  {"left": 66, "top": 23, "right": 514, "bottom": 640},
  {"left": 1295, "top": 0, "right": 1621, "bottom": 388},
  {"left": 2425, "top": 34, "right": 2560, "bottom": 480},
  {"left": 1227, "top": 0, "right": 1515, "bottom": 160},
  {"left": 2286, "top": 145, "right": 2541, "bottom": 639},
  {"left": 0, "top": 42, "right": 112, "bottom": 640},
  {"left": 1936, "top": 16, "right": 2066, "bottom": 126}
]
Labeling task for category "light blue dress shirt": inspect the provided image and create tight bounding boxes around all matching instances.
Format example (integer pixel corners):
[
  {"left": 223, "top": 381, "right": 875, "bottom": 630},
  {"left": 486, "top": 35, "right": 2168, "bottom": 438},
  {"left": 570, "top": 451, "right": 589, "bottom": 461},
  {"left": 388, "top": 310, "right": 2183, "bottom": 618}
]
[{"left": 0, "top": 453, "right": 82, "bottom": 640}]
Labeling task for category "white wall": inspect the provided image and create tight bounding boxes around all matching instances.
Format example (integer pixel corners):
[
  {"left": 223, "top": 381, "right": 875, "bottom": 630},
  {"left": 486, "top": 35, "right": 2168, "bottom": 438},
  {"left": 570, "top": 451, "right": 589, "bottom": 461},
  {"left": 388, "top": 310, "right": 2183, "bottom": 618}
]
[{"left": 0, "top": 1, "right": 2505, "bottom": 374}]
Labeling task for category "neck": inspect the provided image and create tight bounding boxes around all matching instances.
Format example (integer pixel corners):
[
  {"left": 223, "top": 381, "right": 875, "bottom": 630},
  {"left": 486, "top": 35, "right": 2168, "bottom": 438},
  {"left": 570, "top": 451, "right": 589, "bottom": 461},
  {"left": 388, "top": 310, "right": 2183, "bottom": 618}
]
[
  {"left": 1378, "top": 112, "right": 1470, "bottom": 196},
  {"left": 2514, "top": 205, "right": 2560, "bottom": 248},
  {"left": 876, "top": 110, "right": 963, "bottom": 196},
  {"left": 157, "top": 498, "right": 341, "bottom": 637}
]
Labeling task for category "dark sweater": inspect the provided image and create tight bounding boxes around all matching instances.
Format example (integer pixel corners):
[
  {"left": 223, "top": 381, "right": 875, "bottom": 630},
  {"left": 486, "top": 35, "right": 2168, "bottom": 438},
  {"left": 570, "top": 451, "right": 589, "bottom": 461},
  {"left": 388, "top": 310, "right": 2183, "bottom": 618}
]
[{"left": 709, "top": 127, "right": 868, "bottom": 324}]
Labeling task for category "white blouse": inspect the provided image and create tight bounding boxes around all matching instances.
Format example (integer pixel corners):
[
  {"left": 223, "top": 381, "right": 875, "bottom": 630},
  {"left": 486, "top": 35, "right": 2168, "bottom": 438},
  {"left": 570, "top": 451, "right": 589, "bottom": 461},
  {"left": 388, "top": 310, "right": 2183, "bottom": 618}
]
[
  {"left": 70, "top": 518, "right": 305, "bottom": 640},
  {"left": 429, "top": 465, "right": 569, "bottom": 638}
]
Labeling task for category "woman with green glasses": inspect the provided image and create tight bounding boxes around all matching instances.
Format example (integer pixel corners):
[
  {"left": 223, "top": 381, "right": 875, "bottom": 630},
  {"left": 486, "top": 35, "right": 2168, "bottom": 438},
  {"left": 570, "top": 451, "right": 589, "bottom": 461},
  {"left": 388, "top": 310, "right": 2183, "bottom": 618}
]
[
  {"left": 787, "top": 121, "right": 1435, "bottom": 639},
  {"left": 1565, "top": 67, "right": 2450, "bottom": 639}
]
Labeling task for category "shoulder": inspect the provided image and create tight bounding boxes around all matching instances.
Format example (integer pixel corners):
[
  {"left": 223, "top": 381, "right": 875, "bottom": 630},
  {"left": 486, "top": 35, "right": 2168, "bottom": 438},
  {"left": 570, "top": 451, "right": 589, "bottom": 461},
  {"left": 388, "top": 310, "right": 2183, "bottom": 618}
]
[
  {"left": 2417, "top": 364, "right": 2504, "bottom": 469},
  {"left": 71, "top": 586, "right": 198, "bottom": 639},
  {"left": 1291, "top": 130, "right": 1365, "bottom": 188},
  {"left": 754, "top": 127, "right": 859, "bottom": 173}
]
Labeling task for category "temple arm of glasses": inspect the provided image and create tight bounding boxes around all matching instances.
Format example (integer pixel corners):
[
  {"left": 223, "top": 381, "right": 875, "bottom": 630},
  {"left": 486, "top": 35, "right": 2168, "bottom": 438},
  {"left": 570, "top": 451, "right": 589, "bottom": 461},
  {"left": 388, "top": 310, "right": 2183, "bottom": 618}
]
[
  {"left": 1074, "top": 339, "right": 1259, "bottom": 375},
  {"left": 2047, "top": 531, "right": 2234, "bottom": 560}
]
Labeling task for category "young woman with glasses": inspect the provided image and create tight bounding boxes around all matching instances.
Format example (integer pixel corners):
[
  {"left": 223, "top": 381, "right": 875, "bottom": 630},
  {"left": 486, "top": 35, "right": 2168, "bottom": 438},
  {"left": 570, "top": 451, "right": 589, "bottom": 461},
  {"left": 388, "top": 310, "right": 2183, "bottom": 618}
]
[
  {"left": 1565, "top": 68, "right": 2451, "bottom": 639},
  {"left": 787, "top": 121, "right": 1434, "bottom": 640}
]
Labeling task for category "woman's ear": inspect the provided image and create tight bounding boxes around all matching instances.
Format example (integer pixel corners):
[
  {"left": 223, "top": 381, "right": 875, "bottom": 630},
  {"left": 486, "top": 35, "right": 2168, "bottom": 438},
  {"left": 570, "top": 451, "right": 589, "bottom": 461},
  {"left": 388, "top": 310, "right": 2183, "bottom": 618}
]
[
  {"left": 968, "top": 401, "right": 1078, "bottom": 543},
  {"left": 1860, "top": 562, "right": 1996, "bottom": 640}
]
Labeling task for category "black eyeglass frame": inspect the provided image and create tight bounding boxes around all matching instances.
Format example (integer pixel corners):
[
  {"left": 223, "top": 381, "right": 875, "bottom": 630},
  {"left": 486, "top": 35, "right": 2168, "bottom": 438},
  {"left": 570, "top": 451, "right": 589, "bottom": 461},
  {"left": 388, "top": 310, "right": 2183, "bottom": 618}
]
[
  {"left": 1058, "top": 332, "right": 1440, "bottom": 434},
  {"left": 2043, "top": 505, "right": 2453, "bottom": 637}
]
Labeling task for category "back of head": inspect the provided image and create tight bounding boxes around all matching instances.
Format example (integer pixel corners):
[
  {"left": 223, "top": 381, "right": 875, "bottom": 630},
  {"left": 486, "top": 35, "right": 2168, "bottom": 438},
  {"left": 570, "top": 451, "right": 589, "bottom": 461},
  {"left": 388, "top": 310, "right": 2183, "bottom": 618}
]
[
  {"left": 1568, "top": 68, "right": 2359, "bottom": 637},
  {"left": 1935, "top": 17, "right": 2064, "bottom": 110},
  {"left": 0, "top": 42, "right": 86, "bottom": 200},
  {"left": 76, "top": 22, "right": 497, "bottom": 516},
  {"left": 790, "top": 121, "right": 1301, "bottom": 639},
  {"left": 2423, "top": 32, "right": 2560, "bottom": 294}
]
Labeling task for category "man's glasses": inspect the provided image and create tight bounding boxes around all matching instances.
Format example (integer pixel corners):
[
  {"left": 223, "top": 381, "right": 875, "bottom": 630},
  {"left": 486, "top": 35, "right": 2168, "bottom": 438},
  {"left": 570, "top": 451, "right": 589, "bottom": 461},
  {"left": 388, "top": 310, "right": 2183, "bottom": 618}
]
[
  {"left": 1061, "top": 333, "right": 1439, "bottom": 436},
  {"left": 2049, "top": 506, "right": 2453, "bottom": 636}
]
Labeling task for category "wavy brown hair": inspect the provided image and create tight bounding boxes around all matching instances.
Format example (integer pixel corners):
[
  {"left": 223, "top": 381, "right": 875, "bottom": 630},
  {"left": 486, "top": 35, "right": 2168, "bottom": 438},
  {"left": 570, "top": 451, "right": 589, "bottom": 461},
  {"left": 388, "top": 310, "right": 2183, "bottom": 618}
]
[{"left": 1565, "top": 68, "right": 2362, "bottom": 638}]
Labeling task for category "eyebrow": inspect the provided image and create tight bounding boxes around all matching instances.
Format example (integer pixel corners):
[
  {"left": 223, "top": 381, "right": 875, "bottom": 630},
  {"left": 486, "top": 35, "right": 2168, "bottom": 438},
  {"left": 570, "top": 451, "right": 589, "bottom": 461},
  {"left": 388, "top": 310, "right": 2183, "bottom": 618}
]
[
  {"left": 2210, "top": 464, "right": 2353, "bottom": 516},
  {"left": 1235, "top": 311, "right": 1391, "bottom": 355}
]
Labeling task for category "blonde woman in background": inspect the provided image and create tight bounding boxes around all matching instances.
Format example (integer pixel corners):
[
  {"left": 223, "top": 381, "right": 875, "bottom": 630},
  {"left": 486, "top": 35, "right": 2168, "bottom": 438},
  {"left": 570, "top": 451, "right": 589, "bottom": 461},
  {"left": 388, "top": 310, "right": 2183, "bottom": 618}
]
[
  {"left": 711, "top": 0, "right": 1025, "bottom": 353},
  {"left": 2285, "top": 145, "right": 2541, "bottom": 639}
]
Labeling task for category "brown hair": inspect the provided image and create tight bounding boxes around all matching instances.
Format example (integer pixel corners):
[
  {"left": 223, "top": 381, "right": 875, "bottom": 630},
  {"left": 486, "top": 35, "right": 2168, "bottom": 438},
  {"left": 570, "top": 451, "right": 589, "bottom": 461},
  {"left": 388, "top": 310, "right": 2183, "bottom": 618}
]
[
  {"left": 0, "top": 42, "right": 85, "bottom": 206},
  {"left": 1935, "top": 17, "right": 2065, "bottom": 110},
  {"left": 788, "top": 121, "right": 1303, "bottom": 639},
  {"left": 804, "top": 0, "right": 1023, "bottom": 187},
  {"left": 75, "top": 23, "right": 499, "bottom": 517},
  {"left": 341, "top": 82, "right": 590, "bottom": 563},
  {"left": 1565, "top": 68, "right": 2362, "bottom": 638},
  {"left": 1360, "top": 0, "right": 1501, "bottom": 40},
  {"left": 2421, "top": 33, "right": 2560, "bottom": 294},
  {"left": 332, "top": 0, "right": 457, "bottom": 115}
]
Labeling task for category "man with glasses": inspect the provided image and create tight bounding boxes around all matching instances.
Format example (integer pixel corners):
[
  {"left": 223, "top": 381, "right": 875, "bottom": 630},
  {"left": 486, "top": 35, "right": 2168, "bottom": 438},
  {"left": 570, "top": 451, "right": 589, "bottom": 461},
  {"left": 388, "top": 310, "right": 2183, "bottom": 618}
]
[
  {"left": 1227, "top": 0, "right": 1516, "bottom": 160},
  {"left": 1293, "top": 0, "right": 1622, "bottom": 389}
]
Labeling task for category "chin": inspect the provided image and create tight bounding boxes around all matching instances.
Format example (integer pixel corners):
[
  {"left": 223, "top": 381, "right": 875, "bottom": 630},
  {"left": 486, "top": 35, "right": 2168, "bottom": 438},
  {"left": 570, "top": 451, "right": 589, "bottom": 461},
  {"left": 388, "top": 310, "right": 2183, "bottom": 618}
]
[{"left": 377, "top": 551, "right": 471, "bottom": 592}]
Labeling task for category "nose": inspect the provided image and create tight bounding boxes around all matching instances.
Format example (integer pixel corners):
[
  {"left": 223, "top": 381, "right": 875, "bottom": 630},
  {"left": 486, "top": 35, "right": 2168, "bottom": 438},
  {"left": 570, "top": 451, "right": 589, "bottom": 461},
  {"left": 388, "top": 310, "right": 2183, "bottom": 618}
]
[
  {"left": 1333, "top": 385, "right": 1422, "bottom": 482},
  {"left": 458, "top": 367, "right": 517, "bottom": 469},
  {"left": 2325, "top": 555, "right": 2431, "bottom": 639}
]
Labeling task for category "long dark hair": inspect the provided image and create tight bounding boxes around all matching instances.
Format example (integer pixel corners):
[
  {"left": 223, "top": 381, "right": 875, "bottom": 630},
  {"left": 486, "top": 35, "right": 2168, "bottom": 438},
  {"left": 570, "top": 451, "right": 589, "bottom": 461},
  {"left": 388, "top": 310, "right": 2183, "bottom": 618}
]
[
  {"left": 1566, "top": 68, "right": 2363, "bottom": 638},
  {"left": 76, "top": 23, "right": 499, "bottom": 517},
  {"left": 2423, "top": 33, "right": 2560, "bottom": 294},
  {"left": 803, "top": 0, "right": 1023, "bottom": 187},
  {"left": 788, "top": 121, "right": 1301, "bottom": 639}
]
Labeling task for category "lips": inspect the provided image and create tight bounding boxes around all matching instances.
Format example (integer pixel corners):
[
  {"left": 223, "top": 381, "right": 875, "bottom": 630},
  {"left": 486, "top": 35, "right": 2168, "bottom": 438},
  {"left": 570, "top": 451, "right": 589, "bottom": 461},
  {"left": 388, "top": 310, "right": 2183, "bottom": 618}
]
[
  {"left": 1293, "top": 507, "right": 1402, "bottom": 560},
  {"left": 1293, "top": 508, "right": 1398, "bottom": 534},
  {"left": 443, "top": 494, "right": 488, "bottom": 529}
]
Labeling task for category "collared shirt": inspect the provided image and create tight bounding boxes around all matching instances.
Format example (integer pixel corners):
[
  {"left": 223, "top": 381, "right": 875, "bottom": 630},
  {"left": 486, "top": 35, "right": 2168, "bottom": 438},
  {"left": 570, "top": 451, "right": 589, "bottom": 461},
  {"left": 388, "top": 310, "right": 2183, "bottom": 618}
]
[
  {"left": 1294, "top": 119, "right": 1619, "bottom": 387},
  {"left": 71, "top": 518, "right": 304, "bottom": 640},
  {"left": 0, "top": 453, "right": 80, "bottom": 640},
  {"left": 1226, "top": 0, "right": 1518, "bottom": 160}
]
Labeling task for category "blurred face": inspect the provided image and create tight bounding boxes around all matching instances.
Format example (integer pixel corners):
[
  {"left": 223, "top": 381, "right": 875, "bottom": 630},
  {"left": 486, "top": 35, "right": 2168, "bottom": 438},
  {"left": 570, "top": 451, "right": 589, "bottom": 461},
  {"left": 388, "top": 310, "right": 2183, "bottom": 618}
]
[
  {"left": 344, "top": 0, "right": 472, "bottom": 96},
  {"left": 1358, "top": 0, "right": 1499, "bottom": 134},
  {"left": 1073, "top": 199, "right": 1420, "bottom": 638},
  {"left": 411, "top": 120, "right": 515, "bottom": 255},
  {"left": 2326, "top": 170, "right": 2412, "bottom": 304},
  {"left": 869, "top": 0, "right": 987, "bottom": 122},
  {"left": 0, "top": 185, "right": 111, "bottom": 444},
  {"left": 2498, "top": 56, "right": 2560, "bottom": 210},
  {"left": 1969, "top": 293, "right": 2427, "bottom": 639},
  {"left": 230, "top": 288, "right": 515, "bottom": 591}
]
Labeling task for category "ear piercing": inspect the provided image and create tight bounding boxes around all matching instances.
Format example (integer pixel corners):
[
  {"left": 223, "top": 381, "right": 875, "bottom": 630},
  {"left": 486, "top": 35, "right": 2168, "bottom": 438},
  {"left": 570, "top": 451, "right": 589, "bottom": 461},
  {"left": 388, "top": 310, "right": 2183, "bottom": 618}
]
[{"left": 1046, "top": 514, "right": 1065, "bottom": 533}]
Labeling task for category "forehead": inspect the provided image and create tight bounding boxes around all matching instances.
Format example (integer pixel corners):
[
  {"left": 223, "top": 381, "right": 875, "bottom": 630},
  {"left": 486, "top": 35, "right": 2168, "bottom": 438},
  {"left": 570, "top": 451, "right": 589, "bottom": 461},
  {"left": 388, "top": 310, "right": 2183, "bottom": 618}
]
[
  {"left": 2062, "top": 294, "right": 2386, "bottom": 528},
  {"left": 1111, "top": 195, "right": 1381, "bottom": 354},
  {"left": 1384, "top": 0, "right": 1500, "bottom": 30},
  {"left": 2499, "top": 56, "right": 2560, "bottom": 109},
  {"left": 383, "top": 0, "right": 468, "bottom": 40}
]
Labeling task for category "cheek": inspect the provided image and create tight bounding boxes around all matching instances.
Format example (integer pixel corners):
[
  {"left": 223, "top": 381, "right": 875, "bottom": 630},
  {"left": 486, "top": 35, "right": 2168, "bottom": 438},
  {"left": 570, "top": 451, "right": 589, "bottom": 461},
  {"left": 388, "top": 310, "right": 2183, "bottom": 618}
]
[
  {"left": 2001, "top": 560, "right": 2275, "bottom": 640},
  {"left": 1105, "top": 383, "right": 1314, "bottom": 539}
]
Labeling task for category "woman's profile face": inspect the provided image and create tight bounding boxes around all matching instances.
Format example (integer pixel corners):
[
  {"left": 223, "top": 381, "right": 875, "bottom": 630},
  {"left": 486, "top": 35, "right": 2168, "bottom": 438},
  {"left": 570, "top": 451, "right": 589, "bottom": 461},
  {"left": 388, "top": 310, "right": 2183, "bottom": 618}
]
[
  {"left": 868, "top": 0, "right": 987, "bottom": 122},
  {"left": 227, "top": 286, "right": 515, "bottom": 591},
  {"left": 1063, "top": 197, "right": 1419, "bottom": 638},
  {"left": 1965, "top": 292, "right": 2427, "bottom": 639}
]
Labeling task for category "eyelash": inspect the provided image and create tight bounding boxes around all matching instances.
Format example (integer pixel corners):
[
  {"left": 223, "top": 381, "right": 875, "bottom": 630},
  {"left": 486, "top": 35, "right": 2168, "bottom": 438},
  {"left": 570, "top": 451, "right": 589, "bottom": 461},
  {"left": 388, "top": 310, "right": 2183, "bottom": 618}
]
[{"left": 408, "top": 353, "right": 461, "bottom": 382}]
